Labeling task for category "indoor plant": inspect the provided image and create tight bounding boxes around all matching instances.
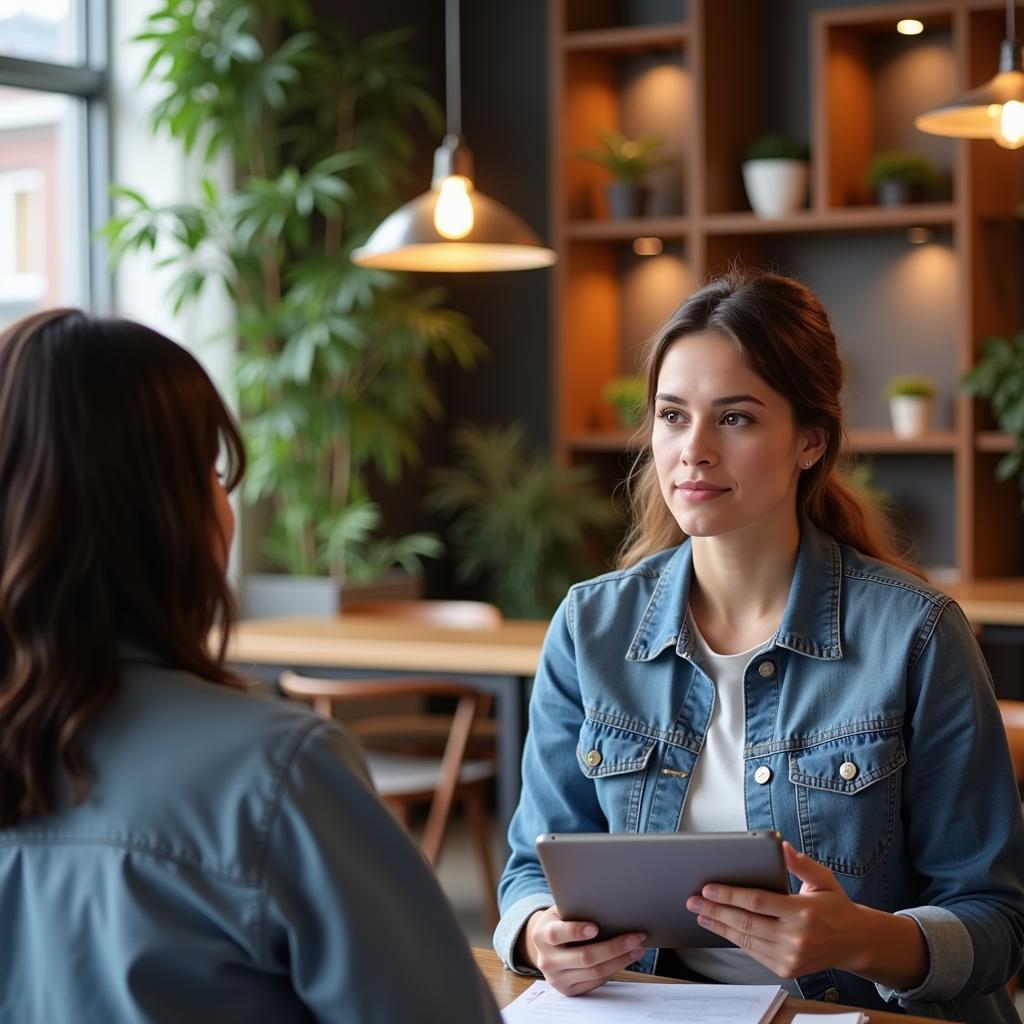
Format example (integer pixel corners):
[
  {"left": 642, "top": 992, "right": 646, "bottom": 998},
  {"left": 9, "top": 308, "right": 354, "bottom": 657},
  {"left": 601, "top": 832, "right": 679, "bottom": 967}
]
[
  {"left": 866, "top": 150, "right": 937, "bottom": 206},
  {"left": 577, "top": 128, "right": 669, "bottom": 219},
  {"left": 741, "top": 132, "right": 810, "bottom": 219},
  {"left": 962, "top": 332, "right": 1024, "bottom": 505},
  {"left": 602, "top": 375, "right": 646, "bottom": 429},
  {"left": 101, "top": 0, "right": 483, "bottom": 608},
  {"left": 426, "top": 422, "right": 618, "bottom": 618},
  {"left": 885, "top": 375, "right": 937, "bottom": 438}
]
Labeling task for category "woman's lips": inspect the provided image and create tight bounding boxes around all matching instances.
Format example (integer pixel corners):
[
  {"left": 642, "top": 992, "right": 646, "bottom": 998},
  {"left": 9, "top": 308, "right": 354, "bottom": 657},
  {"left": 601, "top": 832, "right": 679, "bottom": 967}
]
[{"left": 677, "top": 482, "right": 729, "bottom": 502}]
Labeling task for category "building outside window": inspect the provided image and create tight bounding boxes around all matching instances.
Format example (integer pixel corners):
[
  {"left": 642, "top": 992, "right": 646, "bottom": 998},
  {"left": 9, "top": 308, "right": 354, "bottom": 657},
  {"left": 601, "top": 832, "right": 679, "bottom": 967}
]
[{"left": 0, "top": 0, "right": 106, "bottom": 328}]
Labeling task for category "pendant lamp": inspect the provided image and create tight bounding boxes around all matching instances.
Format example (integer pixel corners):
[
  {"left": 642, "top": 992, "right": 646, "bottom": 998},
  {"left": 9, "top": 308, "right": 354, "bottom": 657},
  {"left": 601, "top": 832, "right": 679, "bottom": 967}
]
[
  {"left": 915, "top": 0, "right": 1024, "bottom": 149},
  {"left": 352, "top": 0, "right": 556, "bottom": 271}
]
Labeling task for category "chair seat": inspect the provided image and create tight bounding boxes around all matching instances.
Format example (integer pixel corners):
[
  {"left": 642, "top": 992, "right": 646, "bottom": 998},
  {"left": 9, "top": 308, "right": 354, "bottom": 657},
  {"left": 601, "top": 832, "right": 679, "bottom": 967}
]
[{"left": 365, "top": 752, "right": 495, "bottom": 797}]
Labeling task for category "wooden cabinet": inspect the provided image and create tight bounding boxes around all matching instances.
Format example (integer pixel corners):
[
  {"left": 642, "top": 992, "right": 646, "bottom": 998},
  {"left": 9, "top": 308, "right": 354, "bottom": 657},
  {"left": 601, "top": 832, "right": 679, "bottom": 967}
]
[{"left": 549, "top": 0, "right": 1024, "bottom": 580}]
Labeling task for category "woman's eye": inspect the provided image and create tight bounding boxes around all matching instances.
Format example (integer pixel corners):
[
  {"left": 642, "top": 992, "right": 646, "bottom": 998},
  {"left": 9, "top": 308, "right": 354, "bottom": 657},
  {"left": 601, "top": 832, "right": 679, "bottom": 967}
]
[
  {"left": 656, "top": 408, "right": 681, "bottom": 425},
  {"left": 722, "top": 411, "right": 751, "bottom": 427}
]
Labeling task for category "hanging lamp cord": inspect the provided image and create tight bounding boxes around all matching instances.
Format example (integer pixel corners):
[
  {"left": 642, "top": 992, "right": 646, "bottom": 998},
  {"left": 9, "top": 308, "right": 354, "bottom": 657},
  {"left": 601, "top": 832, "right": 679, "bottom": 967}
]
[{"left": 445, "top": 0, "right": 461, "bottom": 137}]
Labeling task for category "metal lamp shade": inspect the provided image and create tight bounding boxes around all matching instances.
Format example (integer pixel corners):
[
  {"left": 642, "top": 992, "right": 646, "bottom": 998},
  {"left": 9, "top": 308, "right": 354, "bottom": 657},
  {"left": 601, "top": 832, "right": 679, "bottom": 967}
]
[
  {"left": 352, "top": 187, "right": 556, "bottom": 272},
  {"left": 914, "top": 69, "right": 1024, "bottom": 138}
]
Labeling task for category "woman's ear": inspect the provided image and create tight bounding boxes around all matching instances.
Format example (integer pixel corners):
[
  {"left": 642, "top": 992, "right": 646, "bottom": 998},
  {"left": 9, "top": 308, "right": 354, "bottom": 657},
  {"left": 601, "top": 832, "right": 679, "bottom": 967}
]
[{"left": 798, "top": 426, "right": 829, "bottom": 470}]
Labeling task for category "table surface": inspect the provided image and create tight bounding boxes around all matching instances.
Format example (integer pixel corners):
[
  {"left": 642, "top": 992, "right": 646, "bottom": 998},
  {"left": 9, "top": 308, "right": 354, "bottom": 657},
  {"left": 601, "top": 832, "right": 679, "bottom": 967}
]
[
  {"left": 943, "top": 578, "right": 1024, "bottom": 627},
  {"left": 471, "top": 948, "right": 935, "bottom": 1022},
  {"left": 228, "top": 614, "right": 548, "bottom": 676}
]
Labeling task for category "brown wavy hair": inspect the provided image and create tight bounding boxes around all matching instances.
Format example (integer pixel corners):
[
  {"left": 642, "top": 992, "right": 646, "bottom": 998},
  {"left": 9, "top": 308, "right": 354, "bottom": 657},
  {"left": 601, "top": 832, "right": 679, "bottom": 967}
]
[
  {"left": 0, "top": 309, "right": 246, "bottom": 827},
  {"left": 618, "top": 268, "right": 921, "bottom": 577}
]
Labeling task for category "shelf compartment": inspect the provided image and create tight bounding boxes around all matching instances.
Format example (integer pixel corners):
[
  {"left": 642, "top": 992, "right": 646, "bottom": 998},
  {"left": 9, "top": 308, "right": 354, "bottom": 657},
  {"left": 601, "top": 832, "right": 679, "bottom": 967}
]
[
  {"left": 567, "top": 215, "right": 689, "bottom": 240},
  {"left": 564, "top": 23, "right": 688, "bottom": 55},
  {"left": 563, "top": 0, "right": 688, "bottom": 35},
  {"left": 845, "top": 429, "right": 957, "bottom": 454},
  {"left": 702, "top": 203, "right": 955, "bottom": 235}
]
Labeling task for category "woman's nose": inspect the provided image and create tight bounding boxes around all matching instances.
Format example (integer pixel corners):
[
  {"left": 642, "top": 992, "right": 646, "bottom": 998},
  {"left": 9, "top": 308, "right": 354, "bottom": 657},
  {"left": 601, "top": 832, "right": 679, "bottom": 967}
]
[{"left": 681, "top": 421, "right": 716, "bottom": 466}]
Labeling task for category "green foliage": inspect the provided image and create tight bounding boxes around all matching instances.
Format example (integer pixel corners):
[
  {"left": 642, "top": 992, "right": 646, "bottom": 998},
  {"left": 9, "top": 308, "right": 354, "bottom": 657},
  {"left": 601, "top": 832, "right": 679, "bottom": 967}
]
[
  {"left": 100, "top": 0, "right": 484, "bottom": 581},
  {"left": 743, "top": 133, "right": 809, "bottom": 162},
  {"left": 576, "top": 128, "right": 670, "bottom": 184},
  {"left": 884, "top": 374, "right": 936, "bottom": 399},
  {"left": 962, "top": 333, "right": 1024, "bottom": 504},
  {"left": 602, "top": 375, "right": 646, "bottom": 428},
  {"left": 425, "top": 423, "right": 619, "bottom": 619},
  {"left": 865, "top": 150, "right": 936, "bottom": 191},
  {"left": 840, "top": 459, "right": 892, "bottom": 513}
]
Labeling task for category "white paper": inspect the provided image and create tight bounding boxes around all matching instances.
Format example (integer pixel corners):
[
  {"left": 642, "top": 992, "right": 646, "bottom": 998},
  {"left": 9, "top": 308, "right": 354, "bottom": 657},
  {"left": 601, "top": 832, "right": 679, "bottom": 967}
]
[
  {"left": 501, "top": 980, "right": 786, "bottom": 1024},
  {"left": 791, "top": 1014, "right": 867, "bottom": 1024}
]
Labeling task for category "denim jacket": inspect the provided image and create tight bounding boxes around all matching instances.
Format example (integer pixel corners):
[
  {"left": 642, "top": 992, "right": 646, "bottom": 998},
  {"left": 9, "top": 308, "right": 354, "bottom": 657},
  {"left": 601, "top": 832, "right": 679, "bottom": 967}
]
[
  {"left": 495, "top": 524, "right": 1024, "bottom": 1024},
  {"left": 0, "top": 651, "right": 501, "bottom": 1023}
]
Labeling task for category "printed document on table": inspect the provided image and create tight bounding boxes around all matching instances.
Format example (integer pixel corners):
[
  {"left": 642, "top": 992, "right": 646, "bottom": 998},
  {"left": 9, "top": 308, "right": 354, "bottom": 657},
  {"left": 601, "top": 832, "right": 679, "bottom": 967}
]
[{"left": 501, "top": 980, "right": 787, "bottom": 1024}]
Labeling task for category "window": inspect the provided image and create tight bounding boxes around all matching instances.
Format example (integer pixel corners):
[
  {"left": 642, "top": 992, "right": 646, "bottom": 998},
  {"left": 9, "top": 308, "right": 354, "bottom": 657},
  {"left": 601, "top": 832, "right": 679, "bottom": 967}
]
[{"left": 0, "top": 0, "right": 106, "bottom": 328}]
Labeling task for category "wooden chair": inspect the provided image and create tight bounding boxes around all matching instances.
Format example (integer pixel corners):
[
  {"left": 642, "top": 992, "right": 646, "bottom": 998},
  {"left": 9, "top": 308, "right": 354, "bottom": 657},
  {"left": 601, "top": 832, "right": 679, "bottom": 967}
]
[
  {"left": 279, "top": 670, "right": 500, "bottom": 928},
  {"left": 997, "top": 700, "right": 1024, "bottom": 999}
]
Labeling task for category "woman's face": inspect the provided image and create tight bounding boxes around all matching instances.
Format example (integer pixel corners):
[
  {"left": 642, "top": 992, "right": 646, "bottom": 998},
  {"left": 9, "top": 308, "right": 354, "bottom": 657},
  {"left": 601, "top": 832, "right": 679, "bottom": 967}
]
[
  {"left": 211, "top": 469, "right": 235, "bottom": 573},
  {"left": 652, "top": 330, "right": 824, "bottom": 543}
]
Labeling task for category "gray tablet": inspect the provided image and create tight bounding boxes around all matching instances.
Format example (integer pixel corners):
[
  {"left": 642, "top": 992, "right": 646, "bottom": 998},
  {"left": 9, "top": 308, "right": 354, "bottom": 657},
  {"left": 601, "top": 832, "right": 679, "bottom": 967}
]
[{"left": 535, "top": 831, "right": 788, "bottom": 948}]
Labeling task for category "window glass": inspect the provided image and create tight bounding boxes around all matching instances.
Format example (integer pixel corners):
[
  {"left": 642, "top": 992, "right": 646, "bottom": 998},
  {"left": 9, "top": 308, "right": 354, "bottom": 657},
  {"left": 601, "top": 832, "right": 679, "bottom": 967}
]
[
  {"left": 0, "top": 0, "right": 83, "bottom": 66},
  {"left": 0, "top": 85, "right": 86, "bottom": 328}
]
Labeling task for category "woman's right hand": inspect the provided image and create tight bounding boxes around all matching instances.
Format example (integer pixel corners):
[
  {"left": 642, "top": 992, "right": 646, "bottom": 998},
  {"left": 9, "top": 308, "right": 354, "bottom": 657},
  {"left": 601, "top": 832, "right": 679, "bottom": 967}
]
[{"left": 522, "top": 907, "right": 647, "bottom": 995}]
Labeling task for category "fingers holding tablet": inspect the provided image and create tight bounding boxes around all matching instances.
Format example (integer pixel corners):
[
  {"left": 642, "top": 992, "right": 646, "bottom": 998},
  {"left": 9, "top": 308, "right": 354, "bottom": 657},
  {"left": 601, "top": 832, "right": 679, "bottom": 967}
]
[{"left": 523, "top": 907, "right": 647, "bottom": 996}]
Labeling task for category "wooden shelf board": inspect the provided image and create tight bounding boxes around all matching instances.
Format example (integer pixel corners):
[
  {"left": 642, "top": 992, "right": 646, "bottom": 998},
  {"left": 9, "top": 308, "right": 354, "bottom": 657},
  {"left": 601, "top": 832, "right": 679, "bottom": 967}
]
[
  {"left": 977, "top": 431, "right": 1016, "bottom": 453},
  {"left": 844, "top": 429, "right": 958, "bottom": 453},
  {"left": 567, "top": 216, "right": 689, "bottom": 241},
  {"left": 702, "top": 203, "right": 956, "bottom": 235},
  {"left": 563, "top": 23, "right": 688, "bottom": 55}
]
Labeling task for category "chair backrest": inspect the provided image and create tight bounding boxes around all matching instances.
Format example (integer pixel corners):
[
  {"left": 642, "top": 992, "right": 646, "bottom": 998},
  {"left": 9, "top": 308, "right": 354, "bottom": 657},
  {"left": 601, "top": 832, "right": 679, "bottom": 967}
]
[
  {"left": 998, "top": 700, "right": 1024, "bottom": 790},
  {"left": 340, "top": 599, "right": 502, "bottom": 630}
]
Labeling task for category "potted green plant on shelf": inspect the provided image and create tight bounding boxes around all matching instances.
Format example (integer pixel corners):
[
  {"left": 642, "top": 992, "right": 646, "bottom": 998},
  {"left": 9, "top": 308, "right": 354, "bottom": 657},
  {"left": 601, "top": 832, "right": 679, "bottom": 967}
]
[
  {"left": 741, "top": 132, "right": 810, "bottom": 219},
  {"left": 577, "top": 128, "right": 670, "bottom": 219},
  {"left": 602, "top": 375, "right": 646, "bottom": 429},
  {"left": 100, "top": 0, "right": 483, "bottom": 615},
  {"left": 866, "top": 150, "right": 937, "bottom": 206},
  {"left": 885, "top": 375, "right": 937, "bottom": 439},
  {"left": 962, "top": 332, "right": 1024, "bottom": 505},
  {"left": 425, "top": 422, "right": 618, "bottom": 619}
]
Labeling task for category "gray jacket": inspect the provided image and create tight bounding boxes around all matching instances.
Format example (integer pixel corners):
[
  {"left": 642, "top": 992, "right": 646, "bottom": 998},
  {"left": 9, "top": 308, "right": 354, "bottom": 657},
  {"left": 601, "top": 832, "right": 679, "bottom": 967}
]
[{"left": 0, "top": 649, "right": 501, "bottom": 1022}]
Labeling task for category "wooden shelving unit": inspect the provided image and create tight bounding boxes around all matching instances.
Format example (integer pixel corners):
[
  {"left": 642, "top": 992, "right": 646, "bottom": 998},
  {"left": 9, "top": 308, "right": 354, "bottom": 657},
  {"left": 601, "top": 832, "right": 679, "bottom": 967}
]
[{"left": 549, "top": 0, "right": 1024, "bottom": 580}]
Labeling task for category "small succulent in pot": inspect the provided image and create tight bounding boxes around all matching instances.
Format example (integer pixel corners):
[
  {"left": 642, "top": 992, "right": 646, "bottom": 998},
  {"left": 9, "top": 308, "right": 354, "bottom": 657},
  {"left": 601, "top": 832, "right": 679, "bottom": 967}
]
[
  {"left": 866, "top": 150, "right": 937, "bottom": 206},
  {"left": 602, "top": 375, "right": 647, "bottom": 429},
  {"left": 577, "top": 128, "right": 670, "bottom": 218},
  {"left": 741, "top": 132, "right": 810, "bottom": 218},
  {"left": 885, "top": 375, "right": 937, "bottom": 439}
]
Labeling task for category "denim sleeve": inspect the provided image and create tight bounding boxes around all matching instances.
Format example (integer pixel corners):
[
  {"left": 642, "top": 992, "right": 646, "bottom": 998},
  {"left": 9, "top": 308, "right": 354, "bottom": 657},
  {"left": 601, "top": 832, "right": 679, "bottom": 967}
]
[
  {"left": 261, "top": 720, "right": 501, "bottom": 1023},
  {"left": 880, "top": 600, "right": 1024, "bottom": 1004},
  {"left": 493, "top": 592, "right": 611, "bottom": 972}
]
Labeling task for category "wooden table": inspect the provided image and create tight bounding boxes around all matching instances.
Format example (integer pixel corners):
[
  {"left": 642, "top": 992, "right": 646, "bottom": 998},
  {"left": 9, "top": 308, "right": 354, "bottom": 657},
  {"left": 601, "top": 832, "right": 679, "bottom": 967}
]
[
  {"left": 228, "top": 615, "right": 548, "bottom": 833},
  {"left": 472, "top": 947, "right": 934, "bottom": 1022}
]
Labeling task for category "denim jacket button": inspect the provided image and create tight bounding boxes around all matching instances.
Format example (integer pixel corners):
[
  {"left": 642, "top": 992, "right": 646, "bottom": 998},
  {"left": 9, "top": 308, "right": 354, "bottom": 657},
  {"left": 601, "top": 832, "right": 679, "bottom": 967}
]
[
  {"left": 585, "top": 749, "right": 602, "bottom": 767},
  {"left": 839, "top": 761, "right": 858, "bottom": 781},
  {"left": 757, "top": 661, "right": 775, "bottom": 678},
  {"left": 823, "top": 988, "right": 840, "bottom": 1003},
  {"left": 754, "top": 765, "right": 772, "bottom": 784}
]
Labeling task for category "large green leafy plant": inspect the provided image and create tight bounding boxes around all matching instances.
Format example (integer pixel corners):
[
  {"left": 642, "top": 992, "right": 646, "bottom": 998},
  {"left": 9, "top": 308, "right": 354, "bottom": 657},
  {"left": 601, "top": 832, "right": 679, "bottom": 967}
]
[
  {"left": 102, "top": 0, "right": 483, "bottom": 582},
  {"left": 426, "top": 423, "right": 618, "bottom": 619}
]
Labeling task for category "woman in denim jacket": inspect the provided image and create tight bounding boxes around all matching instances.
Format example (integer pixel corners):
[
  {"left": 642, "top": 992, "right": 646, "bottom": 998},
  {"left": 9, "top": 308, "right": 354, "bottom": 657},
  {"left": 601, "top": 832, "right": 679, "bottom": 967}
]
[{"left": 494, "top": 269, "right": 1024, "bottom": 1023}]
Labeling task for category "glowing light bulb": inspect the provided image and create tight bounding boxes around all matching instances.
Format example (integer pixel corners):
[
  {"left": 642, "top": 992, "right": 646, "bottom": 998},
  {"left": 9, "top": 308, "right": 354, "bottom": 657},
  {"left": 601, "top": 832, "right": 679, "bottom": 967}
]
[
  {"left": 993, "top": 100, "right": 1024, "bottom": 150},
  {"left": 433, "top": 176, "right": 474, "bottom": 239},
  {"left": 896, "top": 19, "right": 923, "bottom": 35}
]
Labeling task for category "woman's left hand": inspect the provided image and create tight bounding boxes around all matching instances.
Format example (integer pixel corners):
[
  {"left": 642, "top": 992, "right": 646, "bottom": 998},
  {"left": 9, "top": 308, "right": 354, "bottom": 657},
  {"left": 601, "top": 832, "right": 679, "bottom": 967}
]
[{"left": 685, "top": 841, "right": 868, "bottom": 979}]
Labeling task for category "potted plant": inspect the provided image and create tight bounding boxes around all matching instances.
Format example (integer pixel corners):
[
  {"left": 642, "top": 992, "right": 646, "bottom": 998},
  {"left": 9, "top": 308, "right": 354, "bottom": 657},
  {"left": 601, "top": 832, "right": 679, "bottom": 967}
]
[
  {"left": 101, "top": 1, "right": 484, "bottom": 615},
  {"left": 741, "top": 133, "right": 810, "bottom": 219},
  {"left": 602, "top": 375, "right": 646, "bottom": 429},
  {"left": 577, "top": 128, "right": 669, "bottom": 219},
  {"left": 885, "top": 375, "right": 937, "bottom": 438},
  {"left": 425, "top": 422, "right": 618, "bottom": 618},
  {"left": 962, "top": 332, "right": 1024, "bottom": 505},
  {"left": 866, "top": 151, "right": 937, "bottom": 206}
]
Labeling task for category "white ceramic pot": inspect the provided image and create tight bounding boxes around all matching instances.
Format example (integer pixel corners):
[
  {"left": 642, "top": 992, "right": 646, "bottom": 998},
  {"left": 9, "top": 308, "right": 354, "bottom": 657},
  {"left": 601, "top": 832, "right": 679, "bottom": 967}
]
[
  {"left": 741, "top": 158, "right": 809, "bottom": 219},
  {"left": 888, "top": 395, "right": 933, "bottom": 439}
]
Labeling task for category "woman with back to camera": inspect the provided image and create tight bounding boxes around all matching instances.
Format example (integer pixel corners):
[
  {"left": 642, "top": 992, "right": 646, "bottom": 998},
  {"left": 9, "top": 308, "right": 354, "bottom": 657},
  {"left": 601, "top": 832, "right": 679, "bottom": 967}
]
[
  {"left": 494, "top": 269, "right": 1024, "bottom": 1023},
  {"left": 0, "top": 308, "right": 501, "bottom": 1023}
]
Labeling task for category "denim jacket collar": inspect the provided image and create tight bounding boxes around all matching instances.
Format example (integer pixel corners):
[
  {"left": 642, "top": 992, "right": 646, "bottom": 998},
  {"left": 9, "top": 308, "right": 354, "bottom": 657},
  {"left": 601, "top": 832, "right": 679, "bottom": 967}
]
[{"left": 625, "top": 521, "right": 843, "bottom": 663}]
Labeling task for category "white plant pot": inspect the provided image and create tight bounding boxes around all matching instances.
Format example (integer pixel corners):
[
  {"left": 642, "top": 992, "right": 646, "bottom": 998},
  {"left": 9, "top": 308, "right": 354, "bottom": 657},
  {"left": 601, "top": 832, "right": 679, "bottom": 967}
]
[
  {"left": 241, "top": 573, "right": 341, "bottom": 619},
  {"left": 888, "top": 395, "right": 933, "bottom": 439},
  {"left": 741, "top": 159, "right": 809, "bottom": 219}
]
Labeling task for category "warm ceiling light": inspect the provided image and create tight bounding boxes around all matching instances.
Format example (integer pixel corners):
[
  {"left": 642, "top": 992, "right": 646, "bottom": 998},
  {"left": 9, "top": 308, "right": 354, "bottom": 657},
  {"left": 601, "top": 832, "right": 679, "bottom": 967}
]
[
  {"left": 352, "top": 0, "right": 556, "bottom": 271},
  {"left": 632, "top": 237, "right": 663, "bottom": 256},
  {"left": 915, "top": 0, "right": 1024, "bottom": 149},
  {"left": 897, "top": 19, "right": 924, "bottom": 36}
]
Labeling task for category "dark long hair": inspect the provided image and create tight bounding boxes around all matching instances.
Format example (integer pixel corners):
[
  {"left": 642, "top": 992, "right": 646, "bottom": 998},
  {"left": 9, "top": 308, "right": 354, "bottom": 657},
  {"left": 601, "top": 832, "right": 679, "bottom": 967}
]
[
  {"left": 618, "top": 268, "right": 921, "bottom": 577},
  {"left": 0, "top": 309, "right": 246, "bottom": 827}
]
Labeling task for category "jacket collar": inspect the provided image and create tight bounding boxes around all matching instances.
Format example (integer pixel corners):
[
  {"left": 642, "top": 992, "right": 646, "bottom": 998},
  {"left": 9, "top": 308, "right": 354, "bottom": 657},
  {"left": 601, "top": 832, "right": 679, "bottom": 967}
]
[{"left": 625, "top": 521, "right": 843, "bottom": 662}]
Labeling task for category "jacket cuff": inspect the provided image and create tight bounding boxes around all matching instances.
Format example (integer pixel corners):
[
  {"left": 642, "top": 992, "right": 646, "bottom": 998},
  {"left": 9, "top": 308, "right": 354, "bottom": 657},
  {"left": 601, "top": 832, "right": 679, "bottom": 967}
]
[
  {"left": 874, "top": 906, "right": 973, "bottom": 1004},
  {"left": 492, "top": 892, "right": 554, "bottom": 975}
]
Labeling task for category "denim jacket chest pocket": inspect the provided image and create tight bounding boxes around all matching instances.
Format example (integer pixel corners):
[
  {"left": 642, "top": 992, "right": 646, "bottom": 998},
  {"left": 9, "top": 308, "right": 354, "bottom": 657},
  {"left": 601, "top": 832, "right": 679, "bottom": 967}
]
[
  {"left": 577, "top": 718, "right": 658, "bottom": 834},
  {"left": 788, "top": 729, "right": 907, "bottom": 876}
]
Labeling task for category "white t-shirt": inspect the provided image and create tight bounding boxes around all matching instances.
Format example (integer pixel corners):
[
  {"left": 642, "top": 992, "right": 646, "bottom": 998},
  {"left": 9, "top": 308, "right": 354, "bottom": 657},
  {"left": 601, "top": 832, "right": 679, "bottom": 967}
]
[{"left": 676, "top": 613, "right": 800, "bottom": 995}]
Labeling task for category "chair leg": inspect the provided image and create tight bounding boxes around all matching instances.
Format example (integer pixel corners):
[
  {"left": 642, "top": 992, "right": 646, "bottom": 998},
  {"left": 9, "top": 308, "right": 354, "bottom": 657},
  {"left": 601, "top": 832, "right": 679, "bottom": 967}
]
[{"left": 465, "top": 784, "right": 499, "bottom": 930}]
